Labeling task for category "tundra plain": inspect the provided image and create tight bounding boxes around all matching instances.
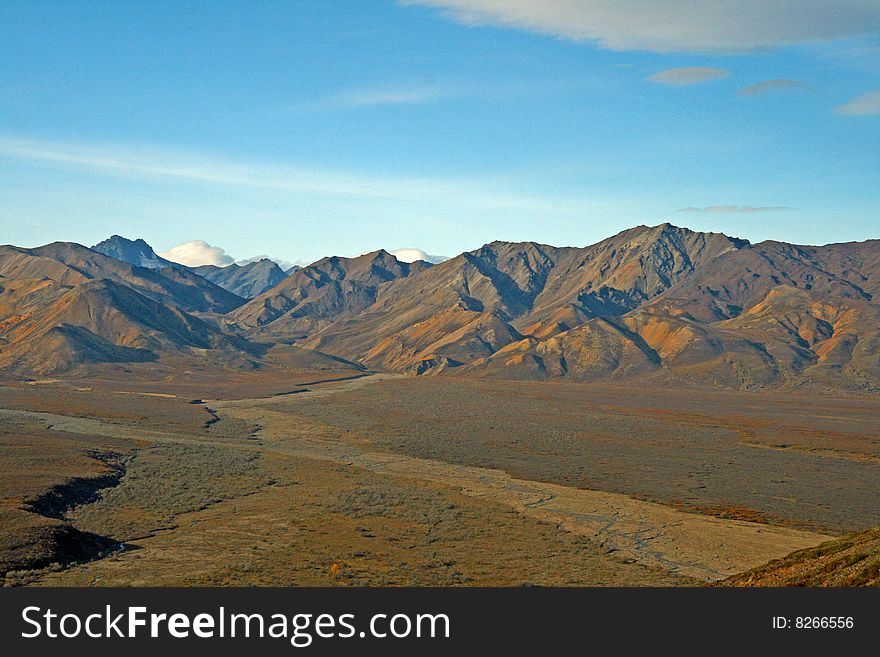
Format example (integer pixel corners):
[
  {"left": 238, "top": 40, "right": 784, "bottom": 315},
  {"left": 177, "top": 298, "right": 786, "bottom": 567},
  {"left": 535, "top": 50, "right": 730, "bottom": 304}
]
[{"left": 3, "top": 369, "right": 877, "bottom": 587}]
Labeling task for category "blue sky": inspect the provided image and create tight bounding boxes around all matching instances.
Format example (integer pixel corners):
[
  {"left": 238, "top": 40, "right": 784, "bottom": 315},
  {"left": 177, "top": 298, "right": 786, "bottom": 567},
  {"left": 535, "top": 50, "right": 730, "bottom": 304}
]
[{"left": 1, "top": 1, "right": 879, "bottom": 266}]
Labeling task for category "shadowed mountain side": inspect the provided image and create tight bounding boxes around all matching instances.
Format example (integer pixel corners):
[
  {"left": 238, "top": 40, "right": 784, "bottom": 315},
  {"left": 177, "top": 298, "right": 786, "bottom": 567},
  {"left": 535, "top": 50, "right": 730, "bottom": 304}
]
[
  {"left": 300, "top": 227, "right": 878, "bottom": 391},
  {"left": 0, "top": 243, "right": 387, "bottom": 376},
  {"left": 191, "top": 259, "right": 289, "bottom": 298},
  {"left": 459, "top": 313, "right": 782, "bottom": 388},
  {"left": 643, "top": 239, "right": 878, "bottom": 323},
  {"left": 362, "top": 307, "right": 523, "bottom": 374},
  {"left": 91, "top": 235, "right": 180, "bottom": 270},
  {"left": 91, "top": 235, "right": 290, "bottom": 299},
  {"left": 512, "top": 223, "right": 747, "bottom": 328},
  {"left": 304, "top": 225, "right": 740, "bottom": 365},
  {"left": 717, "top": 287, "right": 880, "bottom": 388},
  {"left": 457, "top": 317, "right": 660, "bottom": 381},
  {"left": 2, "top": 226, "right": 877, "bottom": 390},
  {"left": 231, "top": 249, "right": 432, "bottom": 334},
  {"left": 0, "top": 278, "right": 254, "bottom": 373}
]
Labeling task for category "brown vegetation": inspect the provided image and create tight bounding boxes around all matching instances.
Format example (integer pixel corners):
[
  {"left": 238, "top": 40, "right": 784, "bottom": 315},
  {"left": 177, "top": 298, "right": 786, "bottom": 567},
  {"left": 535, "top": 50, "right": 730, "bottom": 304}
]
[{"left": 718, "top": 527, "right": 880, "bottom": 587}]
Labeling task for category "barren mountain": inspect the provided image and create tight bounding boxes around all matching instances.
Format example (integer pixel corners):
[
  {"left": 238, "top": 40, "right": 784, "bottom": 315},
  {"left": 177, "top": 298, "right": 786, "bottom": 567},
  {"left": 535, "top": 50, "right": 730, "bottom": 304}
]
[
  {"left": 0, "top": 277, "right": 254, "bottom": 373},
  {"left": 231, "top": 249, "right": 432, "bottom": 336},
  {"left": 2, "top": 226, "right": 877, "bottom": 390},
  {"left": 92, "top": 235, "right": 290, "bottom": 298},
  {"left": 1, "top": 243, "right": 290, "bottom": 374},
  {"left": 0, "top": 243, "right": 244, "bottom": 314},
  {"left": 304, "top": 224, "right": 747, "bottom": 371},
  {"left": 301, "top": 225, "right": 878, "bottom": 390},
  {"left": 192, "top": 258, "right": 288, "bottom": 298}
]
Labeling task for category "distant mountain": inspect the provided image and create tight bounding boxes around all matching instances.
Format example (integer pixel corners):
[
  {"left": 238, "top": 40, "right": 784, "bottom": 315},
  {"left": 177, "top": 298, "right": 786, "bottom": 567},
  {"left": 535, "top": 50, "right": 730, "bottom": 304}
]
[
  {"left": 230, "top": 250, "right": 432, "bottom": 336},
  {"left": 91, "top": 235, "right": 180, "bottom": 270},
  {"left": 191, "top": 259, "right": 288, "bottom": 298},
  {"left": 92, "top": 235, "right": 292, "bottom": 298}
]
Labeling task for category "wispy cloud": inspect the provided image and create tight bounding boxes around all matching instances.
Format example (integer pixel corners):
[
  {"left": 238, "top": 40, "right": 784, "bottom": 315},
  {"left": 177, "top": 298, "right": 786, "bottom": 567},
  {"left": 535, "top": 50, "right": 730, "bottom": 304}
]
[
  {"left": 647, "top": 67, "right": 729, "bottom": 87},
  {"left": 737, "top": 79, "right": 811, "bottom": 96},
  {"left": 403, "top": 1, "right": 880, "bottom": 53},
  {"left": 835, "top": 89, "right": 880, "bottom": 115},
  {"left": 677, "top": 205, "right": 793, "bottom": 214},
  {"left": 0, "top": 135, "right": 594, "bottom": 214},
  {"left": 297, "top": 84, "right": 447, "bottom": 111}
]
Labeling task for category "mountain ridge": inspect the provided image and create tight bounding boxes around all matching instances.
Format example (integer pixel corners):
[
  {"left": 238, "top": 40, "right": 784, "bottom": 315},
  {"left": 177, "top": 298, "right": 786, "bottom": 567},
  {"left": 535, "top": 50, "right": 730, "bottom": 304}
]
[
  {"left": 300, "top": 224, "right": 878, "bottom": 390},
  {"left": 1, "top": 225, "right": 877, "bottom": 391},
  {"left": 91, "top": 235, "right": 180, "bottom": 270},
  {"left": 192, "top": 258, "right": 289, "bottom": 298}
]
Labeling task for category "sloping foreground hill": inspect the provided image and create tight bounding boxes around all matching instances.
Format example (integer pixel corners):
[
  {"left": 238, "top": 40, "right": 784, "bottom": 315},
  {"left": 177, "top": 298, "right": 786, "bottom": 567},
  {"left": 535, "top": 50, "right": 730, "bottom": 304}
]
[{"left": 718, "top": 526, "right": 880, "bottom": 587}]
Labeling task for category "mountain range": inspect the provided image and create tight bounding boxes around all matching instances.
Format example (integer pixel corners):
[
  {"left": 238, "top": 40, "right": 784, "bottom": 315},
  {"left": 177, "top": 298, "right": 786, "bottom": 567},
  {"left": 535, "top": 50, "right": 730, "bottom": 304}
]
[
  {"left": 2, "top": 224, "right": 877, "bottom": 391},
  {"left": 92, "top": 235, "right": 288, "bottom": 298}
]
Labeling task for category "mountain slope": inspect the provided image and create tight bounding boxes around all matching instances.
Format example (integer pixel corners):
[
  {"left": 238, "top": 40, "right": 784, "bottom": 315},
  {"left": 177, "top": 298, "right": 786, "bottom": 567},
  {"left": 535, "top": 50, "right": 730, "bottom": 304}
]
[
  {"left": 718, "top": 526, "right": 880, "bottom": 587},
  {"left": 0, "top": 278, "right": 253, "bottom": 373},
  {"left": 231, "top": 250, "right": 432, "bottom": 335},
  {"left": 301, "top": 227, "right": 878, "bottom": 390},
  {"left": 454, "top": 239, "right": 880, "bottom": 390},
  {"left": 0, "top": 242, "right": 244, "bottom": 314},
  {"left": 304, "top": 224, "right": 750, "bottom": 374},
  {"left": 192, "top": 259, "right": 288, "bottom": 298},
  {"left": 643, "top": 239, "right": 876, "bottom": 322},
  {"left": 515, "top": 223, "right": 747, "bottom": 330}
]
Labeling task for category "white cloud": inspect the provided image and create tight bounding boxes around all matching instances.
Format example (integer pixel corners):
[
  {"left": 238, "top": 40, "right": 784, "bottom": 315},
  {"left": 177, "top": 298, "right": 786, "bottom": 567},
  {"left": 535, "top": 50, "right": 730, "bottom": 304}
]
[
  {"left": 390, "top": 248, "right": 449, "bottom": 264},
  {"left": 737, "top": 79, "right": 811, "bottom": 96},
  {"left": 677, "top": 205, "right": 792, "bottom": 214},
  {"left": 0, "top": 135, "right": 598, "bottom": 214},
  {"left": 404, "top": 1, "right": 880, "bottom": 52},
  {"left": 648, "top": 67, "right": 729, "bottom": 87},
  {"left": 835, "top": 89, "right": 880, "bottom": 115},
  {"left": 158, "top": 240, "right": 235, "bottom": 267}
]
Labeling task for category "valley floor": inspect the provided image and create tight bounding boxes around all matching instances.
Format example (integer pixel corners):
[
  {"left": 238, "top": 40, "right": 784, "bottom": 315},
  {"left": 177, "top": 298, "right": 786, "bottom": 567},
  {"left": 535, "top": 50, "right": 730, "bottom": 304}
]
[{"left": 1, "top": 372, "right": 877, "bottom": 586}]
